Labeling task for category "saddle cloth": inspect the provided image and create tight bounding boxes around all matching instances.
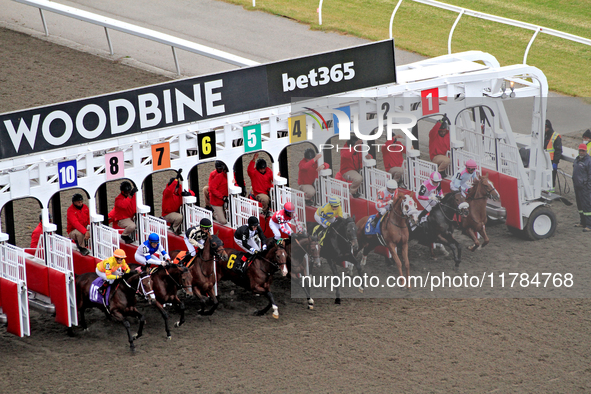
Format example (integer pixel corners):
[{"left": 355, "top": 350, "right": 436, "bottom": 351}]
[
  {"left": 311, "top": 225, "right": 329, "bottom": 246},
  {"left": 363, "top": 215, "right": 384, "bottom": 236},
  {"left": 90, "top": 277, "right": 111, "bottom": 306}
]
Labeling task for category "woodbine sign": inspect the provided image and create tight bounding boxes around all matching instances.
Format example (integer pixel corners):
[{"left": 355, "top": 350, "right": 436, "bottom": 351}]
[{"left": 0, "top": 40, "right": 396, "bottom": 161}]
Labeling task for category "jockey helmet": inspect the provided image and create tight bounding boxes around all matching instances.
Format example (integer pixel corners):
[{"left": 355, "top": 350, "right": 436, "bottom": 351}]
[
  {"left": 430, "top": 171, "right": 442, "bottom": 184},
  {"left": 148, "top": 233, "right": 159, "bottom": 243},
  {"left": 200, "top": 218, "right": 212, "bottom": 228},
  {"left": 386, "top": 179, "right": 398, "bottom": 190},
  {"left": 579, "top": 143, "right": 587, "bottom": 151},
  {"left": 328, "top": 196, "right": 341, "bottom": 207},
  {"left": 72, "top": 193, "right": 84, "bottom": 203},
  {"left": 248, "top": 216, "right": 259, "bottom": 227},
  {"left": 255, "top": 158, "right": 267, "bottom": 170},
  {"left": 120, "top": 181, "right": 132, "bottom": 192},
  {"left": 465, "top": 159, "right": 478, "bottom": 169},
  {"left": 113, "top": 249, "right": 127, "bottom": 259},
  {"left": 304, "top": 148, "right": 316, "bottom": 160},
  {"left": 284, "top": 202, "right": 294, "bottom": 216}
]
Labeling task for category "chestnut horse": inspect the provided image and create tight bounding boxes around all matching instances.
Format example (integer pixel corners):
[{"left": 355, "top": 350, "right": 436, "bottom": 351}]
[
  {"left": 289, "top": 233, "right": 321, "bottom": 309},
  {"left": 355, "top": 194, "right": 419, "bottom": 288},
  {"left": 73, "top": 270, "right": 154, "bottom": 351},
  {"left": 185, "top": 232, "right": 228, "bottom": 316},
  {"left": 461, "top": 173, "right": 500, "bottom": 251},
  {"left": 216, "top": 239, "right": 288, "bottom": 318},
  {"left": 149, "top": 263, "right": 194, "bottom": 340}
]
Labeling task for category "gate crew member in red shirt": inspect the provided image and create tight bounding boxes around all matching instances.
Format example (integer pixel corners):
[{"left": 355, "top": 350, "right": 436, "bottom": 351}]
[
  {"left": 203, "top": 161, "right": 229, "bottom": 225},
  {"left": 247, "top": 153, "right": 274, "bottom": 216},
  {"left": 298, "top": 148, "right": 326, "bottom": 205},
  {"left": 429, "top": 118, "right": 451, "bottom": 177},
  {"left": 162, "top": 177, "right": 195, "bottom": 235},
  {"left": 31, "top": 214, "right": 47, "bottom": 249},
  {"left": 340, "top": 136, "right": 372, "bottom": 198},
  {"left": 67, "top": 193, "right": 91, "bottom": 256},
  {"left": 383, "top": 135, "right": 406, "bottom": 183},
  {"left": 109, "top": 181, "right": 137, "bottom": 244}
]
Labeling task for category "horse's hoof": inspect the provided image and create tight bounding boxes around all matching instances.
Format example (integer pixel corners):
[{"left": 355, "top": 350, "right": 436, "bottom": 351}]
[
  {"left": 335, "top": 298, "right": 341, "bottom": 305},
  {"left": 174, "top": 321, "right": 181, "bottom": 328},
  {"left": 358, "top": 287, "right": 364, "bottom": 294},
  {"left": 83, "top": 328, "right": 89, "bottom": 332},
  {"left": 167, "top": 336, "right": 172, "bottom": 341},
  {"left": 272, "top": 313, "right": 279, "bottom": 319},
  {"left": 307, "top": 304, "right": 314, "bottom": 310}
]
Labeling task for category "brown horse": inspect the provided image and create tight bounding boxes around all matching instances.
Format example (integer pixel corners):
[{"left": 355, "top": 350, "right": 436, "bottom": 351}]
[
  {"left": 288, "top": 233, "right": 321, "bottom": 309},
  {"left": 185, "top": 232, "right": 229, "bottom": 316},
  {"left": 461, "top": 173, "right": 500, "bottom": 251},
  {"left": 73, "top": 270, "right": 154, "bottom": 351},
  {"left": 216, "top": 240, "right": 288, "bottom": 318},
  {"left": 356, "top": 194, "right": 419, "bottom": 288},
  {"left": 149, "top": 263, "right": 194, "bottom": 340}
]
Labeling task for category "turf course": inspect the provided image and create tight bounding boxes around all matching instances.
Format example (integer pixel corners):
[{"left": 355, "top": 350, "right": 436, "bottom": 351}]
[{"left": 221, "top": 0, "right": 591, "bottom": 97}]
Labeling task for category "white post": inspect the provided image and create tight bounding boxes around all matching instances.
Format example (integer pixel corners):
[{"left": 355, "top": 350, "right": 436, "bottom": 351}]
[{"left": 318, "top": 0, "right": 323, "bottom": 25}]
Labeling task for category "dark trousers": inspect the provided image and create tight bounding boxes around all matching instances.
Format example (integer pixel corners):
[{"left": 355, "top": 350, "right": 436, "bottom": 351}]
[{"left": 574, "top": 186, "right": 591, "bottom": 227}]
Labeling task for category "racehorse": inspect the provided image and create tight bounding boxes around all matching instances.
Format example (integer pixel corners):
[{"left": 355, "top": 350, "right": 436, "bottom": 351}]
[
  {"left": 355, "top": 194, "right": 419, "bottom": 288},
  {"left": 148, "top": 263, "right": 194, "bottom": 340},
  {"left": 409, "top": 192, "right": 469, "bottom": 269},
  {"left": 309, "top": 216, "right": 360, "bottom": 304},
  {"left": 73, "top": 270, "right": 154, "bottom": 351},
  {"left": 461, "top": 173, "right": 500, "bottom": 251},
  {"left": 289, "top": 233, "right": 321, "bottom": 309},
  {"left": 185, "top": 232, "right": 228, "bottom": 316},
  {"left": 216, "top": 239, "right": 288, "bottom": 318}
]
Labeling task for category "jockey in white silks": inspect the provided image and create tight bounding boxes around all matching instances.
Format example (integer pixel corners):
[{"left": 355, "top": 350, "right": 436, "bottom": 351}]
[{"left": 450, "top": 159, "right": 479, "bottom": 197}]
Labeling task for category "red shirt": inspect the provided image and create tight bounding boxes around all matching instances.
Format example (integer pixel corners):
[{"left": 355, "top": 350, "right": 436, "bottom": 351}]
[
  {"left": 340, "top": 143, "right": 371, "bottom": 174},
  {"left": 247, "top": 160, "right": 273, "bottom": 195},
  {"left": 109, "top": 193, "right": 136, "bottom": 222},
  {"left": 31, "top": 222, "right": 43, "bottom": 248},
  {"left": 208, "top": 170, "right": 228, "bottom": 206},
  {"left": 162, "top": 180, "right": 183, "bottom": 217},
  {"left": 66, "top": 204, "right": 90, "bottom": 234},
  {"left": 383, "top": 139, "right": 406, "bottom": 171},
  {"left": 429, "top": 123, "right": 450, "bottom": 160},
  {"left": 298, "top": 158, "right": 319, "bottom": 185}
]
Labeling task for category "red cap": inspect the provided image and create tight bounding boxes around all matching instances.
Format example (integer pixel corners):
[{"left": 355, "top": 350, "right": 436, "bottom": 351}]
[{"left": 579, "top": 143, "right": 587, "bottom": 150}]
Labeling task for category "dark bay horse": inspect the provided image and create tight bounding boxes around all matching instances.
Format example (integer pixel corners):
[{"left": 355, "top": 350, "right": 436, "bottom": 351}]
[
  {"left": 409, "top": 193, "right": 469, "bottom": 269},
  {"left": 73, "top": 270, "right": 154, "bottom": 351},
  {"left": 461, "top": 173, "right": 500, "bottom": 251},
  {"left": 289, "top": 233, "right": 321, "bottom": 309},
  {"left": 186, "top": 233, "right": 228, "bottom": 316},
  {"left": 355, "top": 194, "right": 419, "bottom": 288},
  {"left": 309, "top": 216, "right": 360, "bottom": 304},
  {"left": 149, "top": 263, "right": 194, "bottom": 340},
  {"left": 216, "top": 240, "right": 288, "bottom": 318}
]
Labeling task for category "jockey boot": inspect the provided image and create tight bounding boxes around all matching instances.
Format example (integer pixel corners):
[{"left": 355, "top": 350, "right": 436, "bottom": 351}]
[
  {"left": 98, "top": 281, "right": 109, "bottom": 296},
  {"left": 417, "top": 209, "right": 428, "bottom": 224},
  {"left": 371, "top": 213, "right": 381, "bottom": 228}
]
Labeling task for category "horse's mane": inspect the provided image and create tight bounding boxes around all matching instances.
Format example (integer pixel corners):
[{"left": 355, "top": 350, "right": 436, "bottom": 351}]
[
  {"left": 440, "top": 192, "right": 456, "bottom": 205},
  {"left": 466, "top": 173, "right": 489, "bottom": 199}
]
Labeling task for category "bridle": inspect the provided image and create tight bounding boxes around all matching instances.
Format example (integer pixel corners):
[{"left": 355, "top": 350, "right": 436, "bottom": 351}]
[{"left": 123, "top": 273, "right": 154, "bottom": 300}]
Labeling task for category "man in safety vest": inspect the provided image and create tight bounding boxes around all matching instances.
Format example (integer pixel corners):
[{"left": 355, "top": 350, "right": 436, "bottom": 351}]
[
  {"left": 134, "top": 233, "right": 171, "bottom": 267},
  {"left": 96, "top": 249, "right": 130, "bottom": 295},
  {"left": 582, "top": 129, "right": 591, "bottom": 155},
  {"left": 544, "top": 119, "right": 562, "bottom": 193},
  {"left": 371, "top": 179, "right": 399, "bottom": 227},
  {"left": 450, "top": 159, "right": 479, "bottom": 198},
  {"left": 573, "top": 143, "right": 591, "bottom": 231}
]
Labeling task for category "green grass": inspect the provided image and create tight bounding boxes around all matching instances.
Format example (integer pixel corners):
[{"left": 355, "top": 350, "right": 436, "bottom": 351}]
[{"left": 220, "top": 0, "right": 591, "bottom": 97}]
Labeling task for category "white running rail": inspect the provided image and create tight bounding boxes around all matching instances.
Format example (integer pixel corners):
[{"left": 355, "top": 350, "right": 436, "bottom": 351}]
[{"left": 13, "top": 0, "right": 259, "bottom": 75}]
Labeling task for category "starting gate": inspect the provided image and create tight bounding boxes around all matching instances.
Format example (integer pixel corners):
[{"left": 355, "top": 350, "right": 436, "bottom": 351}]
[
  {"left": 0, "top": 240, "right": 29, "bottom": 337},
  {"left": 184, "top": 203, "right": 214, "bottom": 230},
  {"left": 91, "top": 222, "right": 120, "bottom": 261},
  {"left": 405, "top": 158, "right": 437, "bottom": 195},
  {"left": 319, "top": 174, "right": 351, "bottom": 218},
  {"left": 137, "top": 213, "right": 168, "bottom": 253},
  {"left": 229, "top": 195, "right": 259, "bottom": 229},
  {"left": 361, "top": 164, "right": 392, "bottom": 202},
  {"left": 44, "top": 232, "right": 77, "bottom": 327}
]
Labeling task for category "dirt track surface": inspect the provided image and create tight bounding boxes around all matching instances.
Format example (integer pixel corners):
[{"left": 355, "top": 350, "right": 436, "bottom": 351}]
[{"left": 1, "top": 27, "right": 591, "bottom": 393}]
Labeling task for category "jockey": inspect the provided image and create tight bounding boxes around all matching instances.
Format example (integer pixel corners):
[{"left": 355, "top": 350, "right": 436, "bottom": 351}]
[
  {"left": 371, "top": 179, "right": 399, "bottom": 227},
  {"left": 134, "top": 232, "right": 171, "bottom": 267},
  {"left": 183, "top": 218, "right": 213, "bottom": 260},
  {"left": 96, "top": 249, "right": 130, "bottom": 295},
  {"left": 416, "top": 171, "right": 444, "bottom": 223},
  {"left": 315, "top": 196, "right": 343, "bottom": 228},
  {"left": 234, "top": 216, "right": 268, "bottom": 254},
  {"left": 451, "top": 159, "right": 479, "bottom": 197},
  {"left": 269, "top": 202, "right": 302, "bottom": 240}
]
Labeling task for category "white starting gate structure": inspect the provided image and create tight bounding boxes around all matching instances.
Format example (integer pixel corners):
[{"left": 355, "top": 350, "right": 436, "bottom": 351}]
[
  {"left": 361, "top": 162, "right": 392, "bottom": 202},
  {"left": 271, "top": 185, "right": 307, "bottom": 232},
  {"left": 0, "top": 239, "right": 29, "bottom": 337},
  {"left": 137, "top": 213, "right": 169, "bottom": 253},
  {"left": 0, "top": 41, "right": 563, "bottom": 335},
  {"left": 91, "top": 222, "right": 120, "bottom": 261},
  {"left": 44, "top": 232, "right": 77, "bottom": 328}
]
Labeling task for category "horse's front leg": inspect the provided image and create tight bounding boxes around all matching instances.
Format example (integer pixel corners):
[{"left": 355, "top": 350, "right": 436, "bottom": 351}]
[
  {"left": 479, "top": 224, "right": 490, "bottom": 248},
  {"left": 388, "top": 242, "right": 410, "bottom": 289},
  {"left": 464, "top": 224, "right": 481, "bottom": 252},
  {"left": 128, "top": 307, "right": 146, "bottom": 341},
  {"left": 327, "top": 259, "right": 341, "bottom": 304},
  {"left": 173, "top": 295, "right": 186, "bottom": 328},
  {"left": 202, "top": 288, "right": 219, "bottom": 316},
  {"left": 192, "top": 286, "right": 209, "bottom": 315},
  {"left": 111, "top": 310, "right": 136, "bottom": 351},
  {"left": 401, "top": 242, "right": 411, "bottom": 289},
  {"left": 154, "top": 300, "right": 171, "bottom": 339}
]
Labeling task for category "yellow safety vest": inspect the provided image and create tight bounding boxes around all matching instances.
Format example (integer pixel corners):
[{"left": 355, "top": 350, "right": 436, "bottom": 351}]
[
  {"left": 587, "top": 141, "right": 591, "bottom": 156},
  {"left": 545, "top": 131, "right": 559, "bottom": 160}
]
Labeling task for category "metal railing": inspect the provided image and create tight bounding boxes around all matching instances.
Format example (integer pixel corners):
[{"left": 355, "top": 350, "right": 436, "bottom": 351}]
[
  {"left": 14, "top": 0, "right": 259, "bottom": 75},
  {"left": 319, "top": 175, "right": 351, "bottom": 218},
  {"left": 389, "top": 0, "right": 591, "bottom": 64},
  {"left": 137, "top": 214, "right": 168, "bottom": 252},
  {"left": 91, "top": 222, "right": 120, "bottom": 261},
  {"left": 405, "top": 158, "right": 437, "bottom": 194}
]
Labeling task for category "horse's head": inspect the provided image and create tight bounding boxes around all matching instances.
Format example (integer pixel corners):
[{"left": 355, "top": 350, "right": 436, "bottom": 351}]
[
  {"left": 135, "top": 270, "right": 155, "bottom": 304},
  {"left": 270, "top": 240, "right": 288, "bottom": 277},
  {"left": 211, "top": 235, "right": 229, "bottom": 262},
  {"left": 343, "top": 217, "right": 359, "bottom": 252},
  {"left": 447, "top": 192, "right": 470, "bottom": 217},
  {"left": 401, "top": 194, "right": 419, "bottom": 224},
  {"left": 179, "top": 266, "right": 194, "bottom": 296},
  {"left": 480, "top": 174, "right": 500, "bottom": 201},
  {"left": 308, "top": 235, "right": 322, "bottom": 268}
]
